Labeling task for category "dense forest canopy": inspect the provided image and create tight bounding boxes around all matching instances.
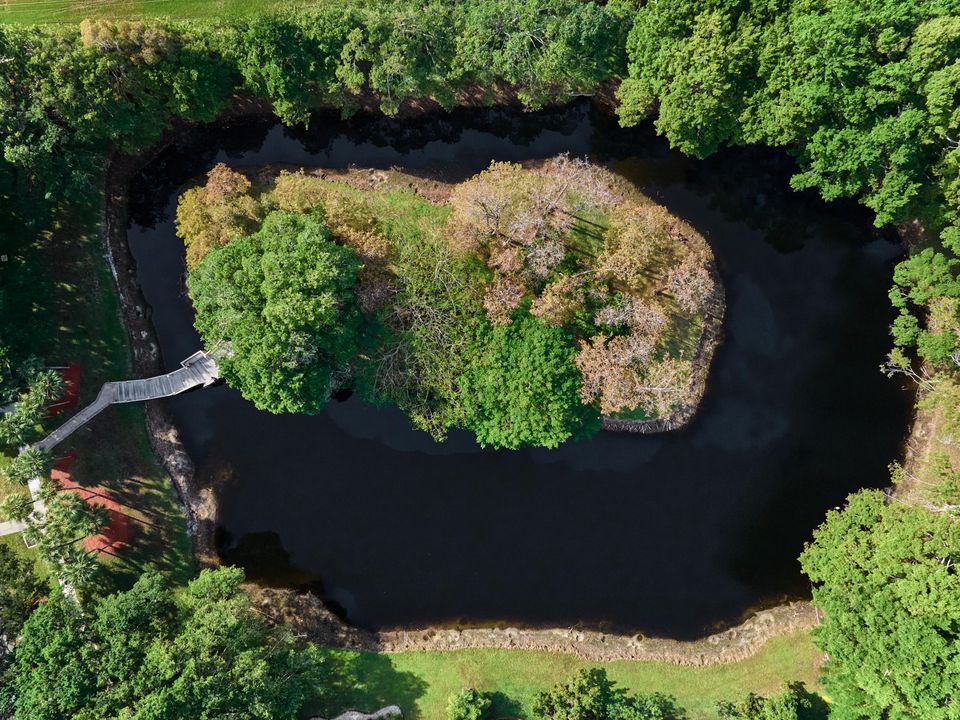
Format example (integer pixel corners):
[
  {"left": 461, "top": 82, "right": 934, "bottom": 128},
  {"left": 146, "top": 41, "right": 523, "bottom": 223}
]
[
  {"left": 179, "top": 161, "right": 716, "bottom": 448},
  {"left": 801, "top": 491, "right": 960, "bottom": 719},
  {"left": 3, "top": 568, "right": 335, "bottom": 719}
]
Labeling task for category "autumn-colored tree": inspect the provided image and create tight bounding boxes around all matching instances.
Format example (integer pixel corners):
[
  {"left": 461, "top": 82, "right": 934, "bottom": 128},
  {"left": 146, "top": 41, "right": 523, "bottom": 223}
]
[
  {"left": 447, "top": 161, "right": 548, "bottom": 254},
  {"left": 452, "top": 157, "right": 629, "bottom": 330},
  {"left": 530, "top": 274, "right": 585, "bottom": 327},
  {"left": 576, "top": 297, "right": 689, "bottom": 416},
  {"left": 666, "top": 248, "right": 715, "bottom": 315},
  {"left": 79, "top": 19, "right": 170, "bottom": 65},
  {"left": 577, "top": 334, "right": 690, "bottom": 417},
  {"left": 272, "top": 170, "right": 328, "bottom": 213},
  {"left": 175, "top": 164, "right": 261, "bottom": 268},
  {"left": 483, "top": 275, "right": 525, "bottom": 325},
  {"left": 448, "top": 157, "right": 619, "bottom": 284},
  {"left": 598, "top": 202, "right": 681, "bottom": 293}
]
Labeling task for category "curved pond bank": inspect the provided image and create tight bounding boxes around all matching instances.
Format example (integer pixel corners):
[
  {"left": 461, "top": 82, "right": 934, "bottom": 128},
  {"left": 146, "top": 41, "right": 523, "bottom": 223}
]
[
  {"left": 248, "top": 585, "right": 816, "bottom": 666},
  {"left": 125, "top": 101, "right": 911, "bottom": 641}
]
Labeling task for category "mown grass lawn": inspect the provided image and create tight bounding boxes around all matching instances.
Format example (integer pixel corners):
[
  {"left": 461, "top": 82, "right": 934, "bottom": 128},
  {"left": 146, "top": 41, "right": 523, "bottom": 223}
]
[
  {"left": 0, "top": 0, "right": 310, "bottom": 24},
  {"left": 0, "top": 533, "right": 48, "bottom": 580},
  {"left": 315, "top": 631, "right": 824, "bottom": 720}
]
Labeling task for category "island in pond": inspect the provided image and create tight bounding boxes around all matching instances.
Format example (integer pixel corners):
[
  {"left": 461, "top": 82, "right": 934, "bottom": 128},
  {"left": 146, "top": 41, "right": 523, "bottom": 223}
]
[{"left": 175, "top": 157, "right": 723, "bottom": 449}]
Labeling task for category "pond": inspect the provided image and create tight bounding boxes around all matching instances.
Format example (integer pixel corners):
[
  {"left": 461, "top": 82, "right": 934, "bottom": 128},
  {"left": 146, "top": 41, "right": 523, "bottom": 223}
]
[{"left": 127, "top": 101, "right": 911, "bottom": 640}]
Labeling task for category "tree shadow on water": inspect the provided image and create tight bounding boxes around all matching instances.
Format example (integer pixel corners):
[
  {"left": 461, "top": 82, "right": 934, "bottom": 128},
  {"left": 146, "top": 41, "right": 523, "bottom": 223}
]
[{"left": 318, "top": 650, "right": 428, "bottom": 720}]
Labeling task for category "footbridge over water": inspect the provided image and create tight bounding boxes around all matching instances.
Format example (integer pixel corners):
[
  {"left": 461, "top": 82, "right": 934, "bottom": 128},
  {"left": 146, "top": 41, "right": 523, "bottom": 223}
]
[
  {"left": 0, "top": 351, "right": 220, "bottom": 539},
  {"left": 35, "top": 350, "right": 219, "bottom": 452}
]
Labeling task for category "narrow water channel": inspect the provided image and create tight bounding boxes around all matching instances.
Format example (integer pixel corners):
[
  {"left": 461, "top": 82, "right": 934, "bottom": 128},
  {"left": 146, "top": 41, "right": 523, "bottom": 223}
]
[{"left": 127, "top": 101, "right": 911, "bottom": 640}]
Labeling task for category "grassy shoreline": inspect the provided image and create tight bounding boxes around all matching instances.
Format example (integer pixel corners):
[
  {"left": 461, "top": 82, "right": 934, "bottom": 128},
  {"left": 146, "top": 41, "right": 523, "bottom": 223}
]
[{"left": 310, "top": 632, "right": 823, "bottom": 720}]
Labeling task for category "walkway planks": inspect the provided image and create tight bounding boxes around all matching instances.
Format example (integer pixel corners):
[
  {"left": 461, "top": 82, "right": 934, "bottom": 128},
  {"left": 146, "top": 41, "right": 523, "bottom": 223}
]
[
  {"left": 0, "top": 351, "right": 219, "bottom": 539},
  {"left": 35, "top": 351, "right": 219, "bottom": 452},
  {"left": 0, "top": 519, "right": 27, "bottom": 535}
]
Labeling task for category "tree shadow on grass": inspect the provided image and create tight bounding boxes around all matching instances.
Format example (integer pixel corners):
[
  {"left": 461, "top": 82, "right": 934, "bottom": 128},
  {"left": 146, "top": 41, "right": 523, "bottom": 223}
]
[
  {"left": 793, "top": 682, "right": 830, "bottom": 720},
  {"left": 486, "top": 691, "right": 523, "bottom": 719},
  {"left": 314, "top": 650, "right": 429, "bottom": 720}
]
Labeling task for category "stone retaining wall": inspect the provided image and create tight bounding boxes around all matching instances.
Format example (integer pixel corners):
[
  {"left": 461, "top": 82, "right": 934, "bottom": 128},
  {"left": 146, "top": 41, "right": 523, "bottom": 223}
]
[{"left": 248, "top": 585, "right": 818, "bottom": 666}]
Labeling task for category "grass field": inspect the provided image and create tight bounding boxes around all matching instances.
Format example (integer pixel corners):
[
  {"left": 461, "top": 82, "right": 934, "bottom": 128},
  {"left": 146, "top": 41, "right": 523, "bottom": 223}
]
[
  {"left": 314, "top": 632, "right": 825, "bottom": 720},
  {"left": 0, "top": 0, "right": 307, "bottom": 24}
]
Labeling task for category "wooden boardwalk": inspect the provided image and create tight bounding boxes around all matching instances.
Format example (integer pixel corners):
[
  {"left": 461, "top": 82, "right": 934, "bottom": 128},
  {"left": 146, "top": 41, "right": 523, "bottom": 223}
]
[
  {"left": 35, "top": 351, "right": 219, "bottom": 452},
  {"left": 0, "top": 519, "right": 27, "bottom": 535},
  {"left": 0, "top": 351, "right": 219, "bottom": 539}
]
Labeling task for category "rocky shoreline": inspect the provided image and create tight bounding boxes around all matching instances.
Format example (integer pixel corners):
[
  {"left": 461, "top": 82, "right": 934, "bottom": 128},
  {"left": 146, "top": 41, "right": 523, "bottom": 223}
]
[
  {"left": 248, "top": 585, "right": 818, "bottom": 666},
  {"left": 100, "top": 99, "right": 812, "bottom": 666},
  {"left": 103, "top": 140, "right": 221, "bottom": 565}
]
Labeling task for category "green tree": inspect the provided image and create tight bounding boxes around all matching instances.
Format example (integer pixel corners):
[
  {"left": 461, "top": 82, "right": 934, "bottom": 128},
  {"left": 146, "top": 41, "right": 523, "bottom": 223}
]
[
  {"left": 153, "top": 28, "right": 235, "bottom": 123},
  {"left": 717, "top": 685, "right": 816, "bottom": 720},
  {"left": 889, "top": 247, "right": 960, "bottom": 367},
  {"left": 0, "top": 543, "right": 44, "bottom": 648},
  {"left": 454, "top": 0, "right": 628, "bottom": 109},
  {"left": 5, "top": 587, "right": 93, "bottom": 719},
  {"left": 236, "top": 15, "right": 319, "bottom": 125},
  {"left": 0, "top": 368, "right": 63, "bottom": 447},
  {"left": 617, "top": 0, "right": 958, "bottom": 230},
  {"left": 8, "top": 567, "right": 332, "bottom": 720},
  {"left": 23, "top": 478, "right": 107, "bottom": 588},
  {"left": 447, "top": 688, "right": 491, "bottom": 720},
  {"left": 190, "top": 210, "right": 364, "bottom": 415},
  {"left": 0, "top": 491, "right": 33, "bottom": 521},
  {"left": 459, "top": 313, "right": 599, "bottom": 449},
  {"left": 2, "top": 447, "right": 53, "bottom": 486},
  {"left": 800, "top": 490, "right": 960, "bottom": 720},
  {"left": 533, "top": 667, "right": 683, "bottom": 720},
  {"left": 617, "top": 1, "right": 760, "bottom": 158},
  {"left": 337, "top": 2, "right": 459, "bottom": 115}
]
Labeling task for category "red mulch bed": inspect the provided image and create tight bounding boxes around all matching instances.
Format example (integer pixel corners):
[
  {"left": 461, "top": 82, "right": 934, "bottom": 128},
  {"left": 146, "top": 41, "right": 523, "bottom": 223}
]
[
  {"left": 47, "top": 362, "right": 81, "bottom": 416},
  {"left": 51, "top": 454, "right": 130, "bottom": 554}
]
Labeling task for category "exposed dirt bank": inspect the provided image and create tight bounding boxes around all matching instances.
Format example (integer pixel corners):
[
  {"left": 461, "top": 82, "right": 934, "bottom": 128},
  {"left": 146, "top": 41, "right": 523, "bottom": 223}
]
[
  {"left": 248, "top": 585, "right": 817, "bottom": 666},
  {"left": 104, "top": 138, "right": 222, "bottom": 566}
]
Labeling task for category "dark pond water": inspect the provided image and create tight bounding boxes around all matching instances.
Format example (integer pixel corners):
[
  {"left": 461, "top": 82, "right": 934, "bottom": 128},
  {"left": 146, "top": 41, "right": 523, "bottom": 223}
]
[{"left": 127, "top": 101, "right": 912, "bottom": 640}]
